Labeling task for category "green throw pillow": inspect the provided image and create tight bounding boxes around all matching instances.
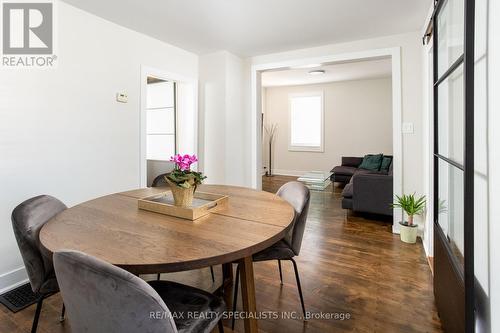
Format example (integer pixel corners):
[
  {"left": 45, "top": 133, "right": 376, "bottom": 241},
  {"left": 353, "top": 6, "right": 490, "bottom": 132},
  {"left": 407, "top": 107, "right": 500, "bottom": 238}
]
[
  {"left": 380, "top": 156, "right": 392, "bottom": 171},
  {"left": 359, "top": 154, "right": 383, "bottom": 171}
]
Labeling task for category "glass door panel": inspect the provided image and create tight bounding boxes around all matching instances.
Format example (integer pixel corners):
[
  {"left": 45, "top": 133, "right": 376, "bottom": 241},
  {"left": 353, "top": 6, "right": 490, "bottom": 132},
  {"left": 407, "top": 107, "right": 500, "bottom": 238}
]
[
  {"left": 438, "top": 64, "right": 464, "bottom": 165},
  {"left": 147, "top": 108, "right": 176, "bottom": 134},
  {"left": 437, "top": 0, "right": 464, "bottom": 77},
  {"left": 437, "top": 159, "right": 464, "bottom": 270},
  {"left": 433, "top": 0, "right": 473, "bottom": 331}
]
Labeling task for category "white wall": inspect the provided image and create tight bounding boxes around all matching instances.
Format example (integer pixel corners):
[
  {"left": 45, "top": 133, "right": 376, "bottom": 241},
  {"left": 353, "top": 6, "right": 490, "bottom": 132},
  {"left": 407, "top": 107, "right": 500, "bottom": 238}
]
[
  {"left": 477, "top": 0, "right": 500, "bottom": 331},
  {"left": 0, "top": 2, "right": 198, "bottom": 292},
  {"left": 225, "top": 53, "right": 248, "bottom": 185},
  {"left": 488, "top": 0, "right": 500, "bottom": 329},
  {"left": 198, "top": 52, "right": 227, "bottom": 184},
  {"left": 176, "top": 81, "right": 198, "bottom": 159},
  {"left": 198, "top": 51, "right": 250, "bottom": 186},
  {"left": 262, "top": 78, "right": 393, "bottom": 175},
  {"left": 421, "top": 24, "right": 434, "bottom": 258},
  {"left": 474, "top": 0, "right": 490, "bottom": 330}
]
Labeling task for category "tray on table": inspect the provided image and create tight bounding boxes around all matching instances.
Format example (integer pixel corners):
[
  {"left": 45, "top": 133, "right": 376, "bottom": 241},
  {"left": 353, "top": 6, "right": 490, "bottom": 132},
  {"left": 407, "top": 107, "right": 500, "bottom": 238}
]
[{"left": 138, "top": 190, "right": 228, "bottom": 220}]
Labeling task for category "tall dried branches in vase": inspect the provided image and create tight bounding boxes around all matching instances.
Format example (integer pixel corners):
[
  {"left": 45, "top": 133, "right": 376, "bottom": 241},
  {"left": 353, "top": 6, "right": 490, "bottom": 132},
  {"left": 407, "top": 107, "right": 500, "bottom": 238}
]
[{"left": 265, "top": 124, "right": 277, "bottom": 176}]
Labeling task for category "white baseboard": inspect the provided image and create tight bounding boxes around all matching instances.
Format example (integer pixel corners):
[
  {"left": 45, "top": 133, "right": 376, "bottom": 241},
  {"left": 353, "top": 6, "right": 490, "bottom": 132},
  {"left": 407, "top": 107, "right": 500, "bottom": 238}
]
[
  {"left": 0, "top": 266, "right": 28, "bottom": 294},
  {"left": 269, "top": 169, "right": 306, "bottom": 177},
  {"left": 423, "top": 237, "right": 431, "bottom": 256}
]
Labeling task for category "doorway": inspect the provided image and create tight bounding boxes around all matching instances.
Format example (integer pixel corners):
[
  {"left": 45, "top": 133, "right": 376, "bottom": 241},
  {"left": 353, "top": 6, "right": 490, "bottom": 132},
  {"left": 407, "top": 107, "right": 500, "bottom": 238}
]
[
  {"left": 251, "top": 48, "right": 403, "bottom": 230},
  {"left": 144, "top": 77, "right": 177, "bottom": 186},
  {"left": 260, "top": 58, "right": 393, "bottom": 182},
  {"left": 139, "top": 66, "right": 198, "bottom": 188}
]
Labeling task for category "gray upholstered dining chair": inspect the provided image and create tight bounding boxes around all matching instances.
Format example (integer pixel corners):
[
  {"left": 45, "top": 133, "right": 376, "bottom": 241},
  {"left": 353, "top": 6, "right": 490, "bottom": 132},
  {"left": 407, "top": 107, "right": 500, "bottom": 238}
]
[
  {"left": 53, "top": 250, "right": 226, "bottom": 333},
  {"left": 231, "top": 181, "right": 310, "bottom": 329},
  {"left": 11, "top": 195, "right": 67, "bottom": 333},
  {"left": 152, "top": 172, "right": 216, "bottom": 283},
  {"left": 152, "top": 172, "right": 170, "bottom": 187}
]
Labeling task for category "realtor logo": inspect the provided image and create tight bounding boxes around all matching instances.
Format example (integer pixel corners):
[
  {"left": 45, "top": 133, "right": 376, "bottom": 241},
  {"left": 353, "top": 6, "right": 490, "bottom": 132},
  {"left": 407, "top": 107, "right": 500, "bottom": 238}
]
[{"left": 1, "top": 0, "right": 57, "bottom": 68}]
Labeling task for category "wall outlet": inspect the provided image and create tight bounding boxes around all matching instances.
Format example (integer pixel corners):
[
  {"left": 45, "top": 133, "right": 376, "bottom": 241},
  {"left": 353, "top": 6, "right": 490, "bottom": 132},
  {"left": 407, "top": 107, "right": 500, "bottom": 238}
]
[
  {"left": 116, "top": 92, "right": 128, "bottom": 103},
  {"left": 402, "top": 122, "right": 414, "bottom": 134}
]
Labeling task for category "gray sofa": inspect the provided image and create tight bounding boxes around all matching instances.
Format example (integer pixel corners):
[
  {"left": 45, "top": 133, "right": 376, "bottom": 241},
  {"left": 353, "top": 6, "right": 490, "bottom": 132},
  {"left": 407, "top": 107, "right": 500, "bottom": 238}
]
[
  {"left": 330, "top": 157, "right": 364, "bottom": 184},
  {"left": 331, "top": 156, "right": 393, "bottom": 217}
]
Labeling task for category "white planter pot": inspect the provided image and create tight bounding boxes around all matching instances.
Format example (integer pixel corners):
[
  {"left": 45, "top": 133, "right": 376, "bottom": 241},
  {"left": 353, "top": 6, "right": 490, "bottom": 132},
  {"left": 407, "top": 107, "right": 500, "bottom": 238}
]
[{"left": 399, "top": 223, "right": 418, "bottom": 244}]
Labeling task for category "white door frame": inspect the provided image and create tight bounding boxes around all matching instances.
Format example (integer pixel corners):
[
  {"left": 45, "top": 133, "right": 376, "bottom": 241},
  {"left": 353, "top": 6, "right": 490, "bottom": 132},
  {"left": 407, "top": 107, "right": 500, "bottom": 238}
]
[
  {"left": 250, "top": 47, "right": 403, "bottom": 232},
  {"left": 139, "top": 65, "right": 198, "bottom": 188},
  {"left": 422, "top": 40, "right": 434, "bottom": 256}
]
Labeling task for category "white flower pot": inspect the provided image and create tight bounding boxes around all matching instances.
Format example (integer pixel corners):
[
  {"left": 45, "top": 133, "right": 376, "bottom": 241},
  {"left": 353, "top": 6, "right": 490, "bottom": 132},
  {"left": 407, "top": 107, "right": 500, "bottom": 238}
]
[{"left": 399, "top": 222, "right": 418, "bottom": 244}]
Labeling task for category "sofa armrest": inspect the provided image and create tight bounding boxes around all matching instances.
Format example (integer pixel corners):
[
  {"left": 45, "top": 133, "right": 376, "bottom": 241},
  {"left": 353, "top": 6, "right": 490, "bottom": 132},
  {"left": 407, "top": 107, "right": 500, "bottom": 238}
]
[
  {"left": 341, "top": 156, "right": 363, "bottom": 167},
  {"left": 352, "top": 173, "right": 393, "bottom": 216}
]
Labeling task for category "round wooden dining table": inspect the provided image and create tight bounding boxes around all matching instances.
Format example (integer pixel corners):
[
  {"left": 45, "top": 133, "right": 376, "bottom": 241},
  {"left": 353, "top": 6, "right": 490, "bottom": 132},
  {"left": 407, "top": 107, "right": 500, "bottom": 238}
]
[{"left": 40, "top": 184, "right": 295, "bottom": 333}]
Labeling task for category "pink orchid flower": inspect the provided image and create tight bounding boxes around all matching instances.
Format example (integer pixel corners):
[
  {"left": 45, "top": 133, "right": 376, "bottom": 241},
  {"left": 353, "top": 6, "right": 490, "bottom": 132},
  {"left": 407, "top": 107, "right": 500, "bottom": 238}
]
[{"left": 170, "top": 154, "right": 198, "bottom": 171}]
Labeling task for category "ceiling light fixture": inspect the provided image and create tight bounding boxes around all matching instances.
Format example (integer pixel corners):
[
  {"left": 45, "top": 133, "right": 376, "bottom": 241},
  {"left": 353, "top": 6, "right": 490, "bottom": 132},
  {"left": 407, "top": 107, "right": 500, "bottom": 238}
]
[{"left": 308, "top": 69, "right": 325, "bottom": 75}]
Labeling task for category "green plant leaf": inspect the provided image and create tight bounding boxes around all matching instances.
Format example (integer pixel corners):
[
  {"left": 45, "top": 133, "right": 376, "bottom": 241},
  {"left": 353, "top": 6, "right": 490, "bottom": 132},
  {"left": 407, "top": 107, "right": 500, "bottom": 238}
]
[
  {"left": 165, "top": 169, "right": 206, "bottom": 188},
  {"left": 391, "top": 193, "right": 426, "bottom": 216}
]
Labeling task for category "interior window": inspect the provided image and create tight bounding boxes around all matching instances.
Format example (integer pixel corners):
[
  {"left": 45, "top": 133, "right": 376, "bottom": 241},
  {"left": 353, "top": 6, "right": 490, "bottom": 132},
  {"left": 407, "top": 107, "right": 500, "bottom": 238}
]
[
  {"left": 289, "top": 93, "right": 323, "bottom": 152},
  {"left": 146, "top": 79, "right": 176, "bottom": 160}
]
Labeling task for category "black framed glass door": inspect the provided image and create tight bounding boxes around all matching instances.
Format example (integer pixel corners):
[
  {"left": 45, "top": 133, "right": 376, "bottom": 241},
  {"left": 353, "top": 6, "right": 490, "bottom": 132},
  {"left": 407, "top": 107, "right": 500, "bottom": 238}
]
[{"left": 432, "top": 0, "right": 474, "bottom": 331}]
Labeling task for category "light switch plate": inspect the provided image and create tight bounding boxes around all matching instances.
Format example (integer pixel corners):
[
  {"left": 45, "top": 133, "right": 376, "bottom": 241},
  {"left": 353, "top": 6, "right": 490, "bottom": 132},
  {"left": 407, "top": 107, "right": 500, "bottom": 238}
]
[
  {"left": 116, "top": 92, "right": 128, "bottom": 103},
  {"left": 402, "top": 122, "right": 414, "bottom": 134}
]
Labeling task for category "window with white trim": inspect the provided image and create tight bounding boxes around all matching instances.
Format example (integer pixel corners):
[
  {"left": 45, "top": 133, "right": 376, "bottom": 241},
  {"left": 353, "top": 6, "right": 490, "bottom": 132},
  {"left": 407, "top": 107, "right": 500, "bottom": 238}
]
[
  {"left": 289, "top": 92, "right": 324, "bottom": 152},
  {"left": 146, "top": 79, "right": 176, "bottom": 160}
]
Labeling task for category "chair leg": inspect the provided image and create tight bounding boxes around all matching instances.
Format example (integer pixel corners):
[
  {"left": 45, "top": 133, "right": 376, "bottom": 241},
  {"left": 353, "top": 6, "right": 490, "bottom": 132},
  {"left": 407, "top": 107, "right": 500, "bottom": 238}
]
[
  {"left": 59, "top": 303, "right": 65, "bottom": 322},
  {"left": 31, "top": 296, "right": 44, "bottom": 333},
  {"left": 231, "top": 264, "right": 240, "bottom": 330},
  {"left": 210, "top": 266, "right": 215, "bottom": 283},
  {"left": 218, "top": 319, "right": 225, "bottom": 333},
  {"left": 278, "top": 260, "right": 283, "bottom": 285},
  {"left": 157, "top": 273, "right": 161, "bottom": 280},
  {"left": 290, "top": 258, "right": 306, "bottom": 318}
]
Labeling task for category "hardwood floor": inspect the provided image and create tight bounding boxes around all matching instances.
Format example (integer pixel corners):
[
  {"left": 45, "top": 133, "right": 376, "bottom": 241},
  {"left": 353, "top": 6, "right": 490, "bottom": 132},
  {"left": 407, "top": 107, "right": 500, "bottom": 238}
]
[{"left": 0, "top": 175, "right": 442, "bottom": 332}]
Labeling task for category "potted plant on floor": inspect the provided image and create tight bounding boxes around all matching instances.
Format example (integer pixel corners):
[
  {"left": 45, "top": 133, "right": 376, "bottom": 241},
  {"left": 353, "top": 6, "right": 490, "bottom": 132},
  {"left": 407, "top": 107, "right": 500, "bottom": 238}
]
[
  {"left": 392, "top": 194, "right": 426, "bottom": 244},
  {"left": 165, "top": 154, "right": 206, "bottom": 207}
]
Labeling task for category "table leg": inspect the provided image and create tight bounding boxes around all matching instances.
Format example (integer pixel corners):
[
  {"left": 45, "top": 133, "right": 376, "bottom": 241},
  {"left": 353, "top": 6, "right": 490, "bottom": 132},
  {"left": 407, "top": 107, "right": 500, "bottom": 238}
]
[
  {"left": 222, "top": 263, "right": 234, "bottom": 309},
  {"left": 239, "top": 256, "right": 258, "bottom": 333}
]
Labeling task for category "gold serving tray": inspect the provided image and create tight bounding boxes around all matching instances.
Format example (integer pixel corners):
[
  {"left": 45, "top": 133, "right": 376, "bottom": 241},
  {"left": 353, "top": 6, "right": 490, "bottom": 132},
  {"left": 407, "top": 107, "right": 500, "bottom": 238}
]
[{"left": 138, "top": 191, "right": 228, "bottom": 220}]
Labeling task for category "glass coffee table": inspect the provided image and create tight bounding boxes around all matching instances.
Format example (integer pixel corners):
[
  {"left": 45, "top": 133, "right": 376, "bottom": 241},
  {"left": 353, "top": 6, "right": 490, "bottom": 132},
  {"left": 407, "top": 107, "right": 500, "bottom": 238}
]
[{"left": 297, "top": 171, "right": 333, "bottom": 191}]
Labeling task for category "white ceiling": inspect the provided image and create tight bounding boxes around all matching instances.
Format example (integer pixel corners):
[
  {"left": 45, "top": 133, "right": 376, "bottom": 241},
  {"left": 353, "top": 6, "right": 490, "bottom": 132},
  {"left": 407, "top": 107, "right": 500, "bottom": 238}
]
[
  {"left": 62, "top": 0, "right": 431, "bottom": 57},
  {"left": 261, "top": 58, "right": 392, "bottom": 87}
]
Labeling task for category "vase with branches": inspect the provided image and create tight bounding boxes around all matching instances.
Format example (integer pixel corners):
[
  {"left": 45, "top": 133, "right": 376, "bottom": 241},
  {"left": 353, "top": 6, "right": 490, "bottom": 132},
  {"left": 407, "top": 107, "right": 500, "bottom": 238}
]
[{"left": 264, "top": 123, "right": 277, "bottom": 176}]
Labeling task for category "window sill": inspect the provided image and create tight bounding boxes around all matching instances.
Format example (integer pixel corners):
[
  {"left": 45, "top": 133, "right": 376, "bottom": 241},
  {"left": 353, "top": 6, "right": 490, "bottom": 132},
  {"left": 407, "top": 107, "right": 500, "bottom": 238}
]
[{"left": 288, "top": 146, "right": 324, "bottom": 153}]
